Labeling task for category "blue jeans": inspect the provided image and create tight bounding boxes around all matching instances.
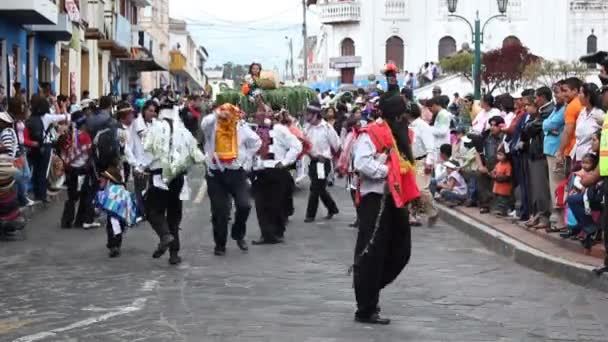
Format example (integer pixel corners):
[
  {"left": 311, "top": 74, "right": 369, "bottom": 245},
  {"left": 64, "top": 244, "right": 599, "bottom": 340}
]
[
  {"left": 567, "top": 193, "right": 602, "bottom": 234},
  {"left": 440, "top": 189, "right": 467, "bottom": 203},
  {"left": 14, "top": 157, "right": 31, "bottom": 207}
]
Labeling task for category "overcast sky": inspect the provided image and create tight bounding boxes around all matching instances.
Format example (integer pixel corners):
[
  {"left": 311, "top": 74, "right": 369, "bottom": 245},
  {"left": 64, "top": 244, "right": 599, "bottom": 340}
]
[{"left": 170, "top": 0, "right": 320, "bottom": 70}]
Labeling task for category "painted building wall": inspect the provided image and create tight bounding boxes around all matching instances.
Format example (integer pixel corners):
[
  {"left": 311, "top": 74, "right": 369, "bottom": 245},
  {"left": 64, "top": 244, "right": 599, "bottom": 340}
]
[{"left": 0, "top": 20, "right": 28, "bottom": 93}]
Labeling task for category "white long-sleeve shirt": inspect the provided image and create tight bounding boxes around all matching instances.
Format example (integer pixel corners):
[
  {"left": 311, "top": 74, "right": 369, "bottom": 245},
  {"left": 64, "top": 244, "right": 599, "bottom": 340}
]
[
  {"left": 201, "top": 113, "right": 262, "bottom": 171},
  {"left": 353, "top": 133, "right": 388, "bottom": 196},
  {"left": 304, "top": 120, "right": 340, "bottom": 160},
  {"left": 255, "top": 124, "right": 302, "bottom": 169},
  {"left": 431, "top": 109, "right": 451, "bottom": 152},
  {"left": 126, "top": 116, "right": 153, "bottom": 169},
  {"left": 410, "top": 117, "right": 435, "bottom": 165}
]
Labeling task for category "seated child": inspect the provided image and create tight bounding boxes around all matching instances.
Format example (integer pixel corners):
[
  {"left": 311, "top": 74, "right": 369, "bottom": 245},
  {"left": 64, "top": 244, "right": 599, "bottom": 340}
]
[
  {"left": 491, "top": 147, "right": 513, "bottom": 216},
  {"left": 430, "top": 144, "right": 452, "bottom": 196},
  {"left": 437, "top": 160, "right": 468, "bottom": 205},
  {"left": 564, "top": 153, "right": 603, "bottom": 249}
]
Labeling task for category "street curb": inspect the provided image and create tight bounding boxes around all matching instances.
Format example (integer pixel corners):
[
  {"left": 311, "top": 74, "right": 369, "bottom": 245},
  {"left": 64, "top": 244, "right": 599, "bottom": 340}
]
[{"left": 437, "top": 204, "right": 608, "bottom": 293}]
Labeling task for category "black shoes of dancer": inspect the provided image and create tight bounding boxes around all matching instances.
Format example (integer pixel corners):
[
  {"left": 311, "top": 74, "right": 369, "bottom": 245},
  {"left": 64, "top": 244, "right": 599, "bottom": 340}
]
[
  {"left": 152, "top": 234, "right": 174, "bottom": 259},
  {"left": 252, "top": 237, "right": 284, "bottom": 245},
  {"left": 214, "top": 246, "right": 226, "bottom": 256},
  {"left": 236, "top": 239, "right": 249, "bottom": 252},
  {"left": 214, "top": 240, "right": 249, "bottom": 256},
  {"left": 354, "top": 313, "right": 391, "bottom": 325},
  {"left": 109, "top": 247, "right": 121, "bottom": 258},
  {"left": 169, "top": 251, "right": 182, "bottom": 265},
  {"left": 305, "top": 210, "right": 339, "bottom": 223}
]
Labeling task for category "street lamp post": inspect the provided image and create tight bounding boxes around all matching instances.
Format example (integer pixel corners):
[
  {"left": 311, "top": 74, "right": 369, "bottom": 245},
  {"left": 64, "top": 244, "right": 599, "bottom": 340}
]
[{"left": 447, "top": 0, "right": 508, "bottom": 100}]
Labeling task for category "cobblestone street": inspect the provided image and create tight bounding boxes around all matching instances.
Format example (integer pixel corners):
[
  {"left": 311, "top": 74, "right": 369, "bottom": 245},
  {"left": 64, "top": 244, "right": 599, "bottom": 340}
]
[{"left": 1, "top": 183, "right": 608, "bottom": 342}]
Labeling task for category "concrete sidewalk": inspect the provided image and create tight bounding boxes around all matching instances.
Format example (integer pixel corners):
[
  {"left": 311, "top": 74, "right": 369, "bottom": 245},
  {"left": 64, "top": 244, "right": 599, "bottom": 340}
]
[{"left": 437, "top": 204, "right": 608, "bottom": 292}]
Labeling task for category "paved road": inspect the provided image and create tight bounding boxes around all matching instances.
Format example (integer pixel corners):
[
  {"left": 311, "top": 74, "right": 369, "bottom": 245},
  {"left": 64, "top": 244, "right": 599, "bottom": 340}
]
[{"left": 1, "top": 178, "right": 607, "bottom": 342}]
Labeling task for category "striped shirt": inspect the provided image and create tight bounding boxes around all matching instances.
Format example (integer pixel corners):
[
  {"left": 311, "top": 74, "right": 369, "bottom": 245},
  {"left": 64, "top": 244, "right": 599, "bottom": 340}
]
[{"left": 0, "top": 127, "right": 18, "bottom": 159}]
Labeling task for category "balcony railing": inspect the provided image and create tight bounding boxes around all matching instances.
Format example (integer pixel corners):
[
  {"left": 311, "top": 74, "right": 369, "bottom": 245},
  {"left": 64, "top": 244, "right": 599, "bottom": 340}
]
[
  {"left": 319, "top": 1, "right": 361, "bottom": 24},
  {"left": 385, "top": 0, "right": 408, "bottom": 19},
  {"left": 170, "top": 50, "right": 187, "bottom": 72},
  {"left": 85, "top": 0, "right": 105, "bottom": 39},
  {"left": 133, "top": 30, "right": 153, "bottom": 53},
  {"left": 99, "top": 11, "right": 131, "bottom": 57},
  {"left": 115, "top": 14, "right": 132, "bottom": 49},
  {"left": 24, "top": 12, "right": 72, "bottom": 41},
  {"left": 0, "top": 0, "right": 58, "bottom": 25}
]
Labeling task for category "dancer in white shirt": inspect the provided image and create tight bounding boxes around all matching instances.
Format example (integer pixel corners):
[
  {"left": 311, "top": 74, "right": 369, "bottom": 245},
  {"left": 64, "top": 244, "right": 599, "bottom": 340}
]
[{"left": 303, "top": 102, "right": 340, "bottom": 222}]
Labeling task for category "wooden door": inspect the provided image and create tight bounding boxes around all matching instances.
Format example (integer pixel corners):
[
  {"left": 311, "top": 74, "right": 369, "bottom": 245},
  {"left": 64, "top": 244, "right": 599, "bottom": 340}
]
[
  {"left": 341, "top": 68, "right": 354, "bottom": 84},
  {"left": 60, "top": 49, "right": 69, "bottom": 96},
  {"left": 81, "top": 50, "right": 90, "bottom": 97},
  {"left": 386, "top": 36, "right": 404, "bottom": 71}
]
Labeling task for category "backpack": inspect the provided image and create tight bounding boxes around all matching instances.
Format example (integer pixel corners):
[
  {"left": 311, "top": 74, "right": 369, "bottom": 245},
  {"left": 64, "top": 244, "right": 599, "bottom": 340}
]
[
  {"left": 26, "top": 115, "right": 45, "bottom": 145},
  {"left": 92, "top": 124, "right": 122, "bottom": 171}
]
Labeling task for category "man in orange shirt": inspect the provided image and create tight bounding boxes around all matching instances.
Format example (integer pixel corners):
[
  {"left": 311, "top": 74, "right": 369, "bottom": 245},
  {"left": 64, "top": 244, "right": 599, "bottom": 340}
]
[{"left": 556, "top": 77, "right": 583, "bottom": 173}]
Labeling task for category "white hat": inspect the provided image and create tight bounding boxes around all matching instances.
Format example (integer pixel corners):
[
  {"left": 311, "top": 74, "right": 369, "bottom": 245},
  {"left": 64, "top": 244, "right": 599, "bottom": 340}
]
[{"left": 0, "top": 112, "right": 14, "bottom": 124}]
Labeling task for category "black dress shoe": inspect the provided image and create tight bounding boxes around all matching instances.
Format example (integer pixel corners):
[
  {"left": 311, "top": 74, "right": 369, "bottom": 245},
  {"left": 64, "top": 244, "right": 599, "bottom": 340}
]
[
  {"left": 152, "top": 234, "right": 175, "bottom": 258},
  {"left": 349, "top": 220, "right": 359, "bottom": 228},
  {"left": 325, "top": 211, "right": 339, "bottom": 220},
  {"left": 214, "top": 247, "right": 226, "bottom": 256},
  {"left": 236, "top": 239, "right": 249, "bottom": 252},
  {"left": 109, "top": 247, "right": 121, "bottom": 258},
  {"left": 252, "top": 237, "right": 284, "bottom": 245},
  {"left": 354, "top": 313, "right": 391, "bottom": 325},
  {"left": 304, "top": 217, "right": 315, "bottom": 223},
  {"left": 169, "top": 253, "right": 182, "bottom": 265}
]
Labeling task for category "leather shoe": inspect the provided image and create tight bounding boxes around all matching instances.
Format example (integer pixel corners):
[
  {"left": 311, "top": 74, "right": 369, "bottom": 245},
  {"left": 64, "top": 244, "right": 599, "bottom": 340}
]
[
  {"left": 252, "top": 237, "right": 284, "bottom": 245},
  {"left": 152, "top": 235, "right": 174, "bottom": 259},
  {"left": 169, "top": 253, "right": 182, "bottom": 265},
  {"left": 236, "top": 239, "right": 249, "bottom": 252},
  {"left": 109, "top": 247, "right": 121, "bottom": 258},
  {"left": 325, "top": 211, "right": 339, "bottom": 220},
  {"left": 354, "top": 313, "right": 391, "bottom": 325},
  {"left": 214, "top": 247, "right": 226, "bottom": 256},
  {"left": 304, "top": 217, "right": 315, "bottom": 223}
]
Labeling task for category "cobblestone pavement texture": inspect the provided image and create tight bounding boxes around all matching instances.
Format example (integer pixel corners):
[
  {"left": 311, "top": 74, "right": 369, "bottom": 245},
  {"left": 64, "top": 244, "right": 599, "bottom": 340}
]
[{"left": 1, "top": 180, "right": 608, "bottom": 342}]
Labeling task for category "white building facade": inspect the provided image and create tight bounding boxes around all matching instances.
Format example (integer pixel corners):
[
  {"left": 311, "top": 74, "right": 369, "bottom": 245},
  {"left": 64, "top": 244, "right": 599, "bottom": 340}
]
[{"left": 309, "top": 0, "right": 608, "bottom": 84}]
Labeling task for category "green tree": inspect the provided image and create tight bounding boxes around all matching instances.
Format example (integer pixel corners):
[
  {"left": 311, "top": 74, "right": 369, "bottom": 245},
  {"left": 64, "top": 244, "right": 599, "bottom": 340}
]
[
  {"left": 440, "top": 52, "right": 474, "bottom": 79},
  {"left": 523, "top": 60, "right": 588, "bottom": 88}
]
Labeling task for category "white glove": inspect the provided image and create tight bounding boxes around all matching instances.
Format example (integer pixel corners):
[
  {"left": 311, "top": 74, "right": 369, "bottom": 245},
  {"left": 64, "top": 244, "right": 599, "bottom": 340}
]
[{"left": 375, "top": 153, "right": 388, "bottom": 164}]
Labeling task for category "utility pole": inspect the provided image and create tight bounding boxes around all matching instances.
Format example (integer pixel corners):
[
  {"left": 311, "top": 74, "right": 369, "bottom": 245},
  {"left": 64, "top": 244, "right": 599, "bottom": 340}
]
[
  {"left": 289, "top": 38, "right": 294, "bottom": 80},
  {"left": 302, "top": 0, "right": 308, "bottom": 82}
]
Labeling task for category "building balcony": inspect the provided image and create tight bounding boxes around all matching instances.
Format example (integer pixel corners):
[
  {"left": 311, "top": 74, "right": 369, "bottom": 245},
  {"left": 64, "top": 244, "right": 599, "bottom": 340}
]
[
  {"left": 84, "top": 0, "right": 106, "bottom": 40},
  {"left": 384, "top": 0, "right": 409, "bottom": 20},
  {"left": 318, "top": 1, "right": 361, "bottom": 24},
  {"left": 0, "top": 0, "right": 58, "bottom": 25},
  {"left": 98, "top": 13, "right": 132, "bottom": 57},
  {"left": 170, "top": 50, "right": 203, "bottom": 89},
  {"left": 121, "top": 28, "right": 167, "bottom": 71},
  {"left": 25, "top": 12, "right": 72, "bottom": 41},
  {"left": 170, "top": 50, "right": 187, "bottom": 72},
  {"left": 329, "top": 55, "right": 362, "bottom": 69}
]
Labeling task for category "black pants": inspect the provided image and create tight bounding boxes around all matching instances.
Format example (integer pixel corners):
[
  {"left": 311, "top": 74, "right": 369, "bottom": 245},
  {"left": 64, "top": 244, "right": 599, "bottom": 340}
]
[
  {"left": 305, "top": 159, "right": 338, "bottom": 219},
  {"left": 350, "top": 189, "right": 359, "bottom": 224},
  {"left": 253, "top": 168, "right": 292, "bottom": 241},
  {"left": 123, "top": 162, "right": 131, "bottom": 184},
  {"left": 106, "top": 215, "right": 124, "bottom": 249},
  {"left": 476, "top": 171, "right": 494, "bottom": 210},
  {"left": 30, "top": 146, "right": 51, "bottom": 202},
  {"left": 61, "top": 167, "right": 95, "bottom": 227},
  {"left": 207, "top": 169, "right": 251, "bottom": 248},
  {"left": 353, "top": 193, "right": 411, "bottom": 318},
  {"left": 145, "top": 174, "right": 184, "bottom": 253}
]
